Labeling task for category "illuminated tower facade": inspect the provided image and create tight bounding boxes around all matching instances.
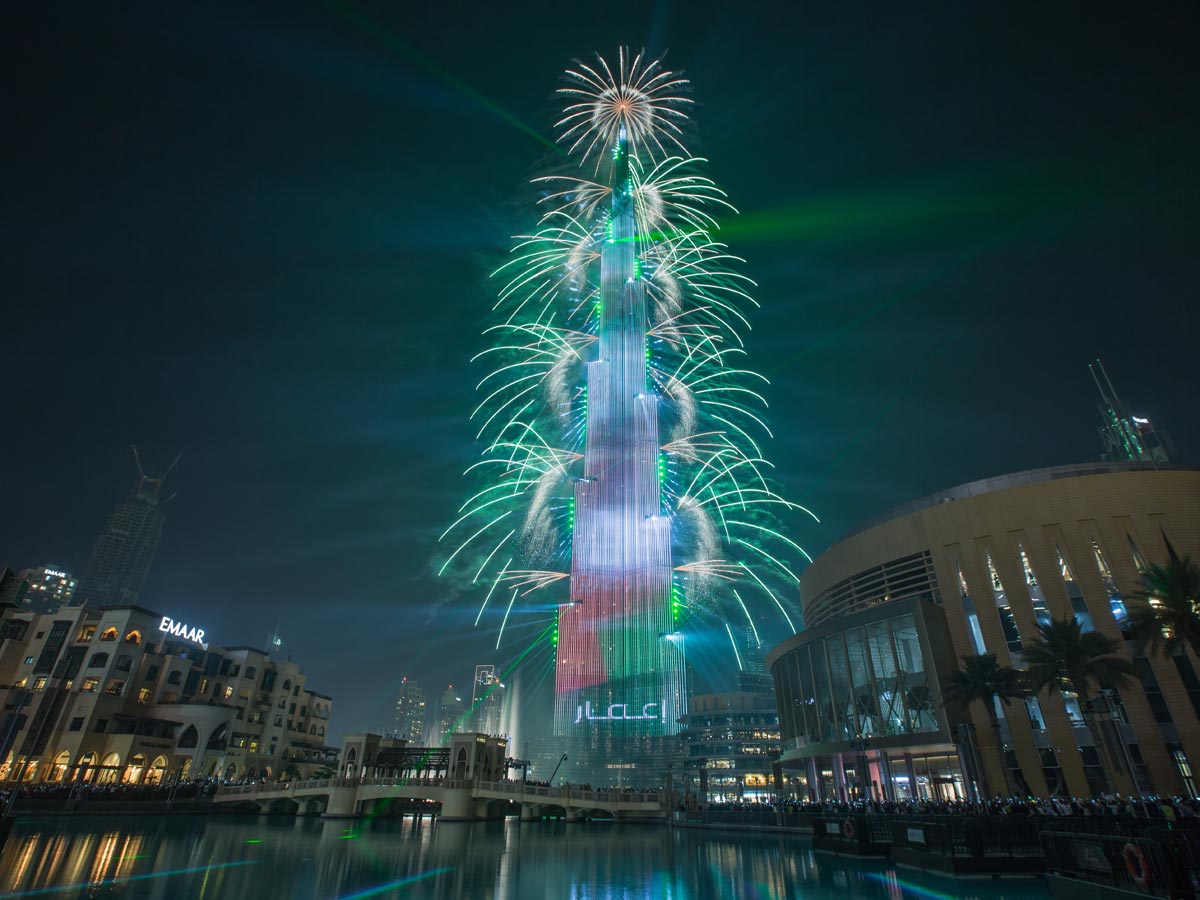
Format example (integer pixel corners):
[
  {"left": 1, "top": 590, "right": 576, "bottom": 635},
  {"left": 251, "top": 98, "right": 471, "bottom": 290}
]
[
  {"left": 442, "top": 51, "right": 810, "bottom": 787},
  {"left": 553, "top": 135, "right": 686, "bottom": 771}
]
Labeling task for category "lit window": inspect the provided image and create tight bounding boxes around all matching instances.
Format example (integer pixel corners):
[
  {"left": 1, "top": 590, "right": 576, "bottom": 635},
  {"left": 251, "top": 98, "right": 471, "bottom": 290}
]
[
  {"left": 81, "top": 678, "right": 99, "bottom": 693},
  {"left": 32, "top": 677, "right": 47, "bottom": 692},
  {"left": 24, "top": 657, "right": 34, "bottom": 665},
  {"left": 137, "top": 688, "right": 152, "bottom": 703}
]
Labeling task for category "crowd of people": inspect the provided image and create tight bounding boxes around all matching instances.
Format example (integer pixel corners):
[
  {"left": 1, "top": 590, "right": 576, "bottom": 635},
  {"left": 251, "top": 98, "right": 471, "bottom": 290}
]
[{"left": 695, "top": 793, "right": 1200, "bottom": 821}]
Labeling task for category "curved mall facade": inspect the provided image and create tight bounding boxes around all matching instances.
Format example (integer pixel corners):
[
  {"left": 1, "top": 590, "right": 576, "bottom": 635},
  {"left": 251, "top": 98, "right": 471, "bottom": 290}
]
[{"left": 768, "top": 462, "right": 1200, "bottom": 801}]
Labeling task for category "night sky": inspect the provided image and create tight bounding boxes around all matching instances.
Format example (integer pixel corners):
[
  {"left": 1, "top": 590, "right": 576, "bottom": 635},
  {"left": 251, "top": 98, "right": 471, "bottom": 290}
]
[{"left": 5, "top": 2, "right": 1196, "bottom": 743}]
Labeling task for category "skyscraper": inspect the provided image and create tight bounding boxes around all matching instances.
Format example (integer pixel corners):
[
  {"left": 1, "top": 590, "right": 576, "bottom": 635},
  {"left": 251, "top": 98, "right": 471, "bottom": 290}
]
[
  {"left": 76, "top": 449, "right": 178, "bottom": 608},
  {"left": 444, "top": 51, "right": 807, "bottom": 785},
  {"left": 428, "top": 684, "right": 464, "bottom": 748},
  {"left": 394, "top": 677, "right": 426, "bottom": 744},
  {"left": 470, "top": 665, "right": 507, "bottom": 736}
]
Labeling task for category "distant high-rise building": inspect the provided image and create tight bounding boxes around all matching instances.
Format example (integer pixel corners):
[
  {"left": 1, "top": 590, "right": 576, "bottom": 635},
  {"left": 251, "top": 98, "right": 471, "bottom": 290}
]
[
  {"left": 429, "top": 684, "right": 464, "bottom": 748},
  {"left": 394, "top": 677, "right": 426, "bottom": 744},
  {"left": 17, "top": 566, "right": 77, "bottom": 614},
  {"left": 737, "top": 627, "right": 774, "bottom": 695},
  {"left": 76, "top": 449, "right": 178, "bottom": 608},
  {"left": 471, "top": 665, "right": 507, "bottom": 736},
  {"left": 1090, "top": 359, "right": 1174, "bottom": 464}
]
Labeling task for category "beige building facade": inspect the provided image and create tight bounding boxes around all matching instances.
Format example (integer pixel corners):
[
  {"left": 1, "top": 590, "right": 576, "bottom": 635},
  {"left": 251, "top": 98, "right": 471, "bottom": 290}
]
[
  {"left": 768, "top": 462, "right": 1200, "bottom": 801},
  {"left": 0, "top": 604, "right": 337, "bottom": 785}
]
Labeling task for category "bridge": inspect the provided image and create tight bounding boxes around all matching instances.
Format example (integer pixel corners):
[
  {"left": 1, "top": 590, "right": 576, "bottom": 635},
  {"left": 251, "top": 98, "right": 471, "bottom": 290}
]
[{"left": 213, "top": 775, "right": 666, "bottom": 821}]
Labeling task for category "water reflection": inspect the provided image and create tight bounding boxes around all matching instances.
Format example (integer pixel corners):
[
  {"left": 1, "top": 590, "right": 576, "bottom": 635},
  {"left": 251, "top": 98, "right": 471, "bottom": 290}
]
[{"left": 0, "top": 816, "right": 1049, "bottom": 900}]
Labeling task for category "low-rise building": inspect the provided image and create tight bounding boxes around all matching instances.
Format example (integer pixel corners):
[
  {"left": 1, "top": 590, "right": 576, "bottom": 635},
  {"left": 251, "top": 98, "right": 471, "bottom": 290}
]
[
  {"left": 0, "top": 604, "right": 338, "bottom": 785},
  {"left": 676, "top": 691, "right": 781, "bottom": 804}
]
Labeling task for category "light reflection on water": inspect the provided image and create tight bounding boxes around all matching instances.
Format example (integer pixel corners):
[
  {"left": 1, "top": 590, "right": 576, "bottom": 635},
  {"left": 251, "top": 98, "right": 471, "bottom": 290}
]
[{"left": 0, "top": 815, "right": 1051, "bottom": 900}]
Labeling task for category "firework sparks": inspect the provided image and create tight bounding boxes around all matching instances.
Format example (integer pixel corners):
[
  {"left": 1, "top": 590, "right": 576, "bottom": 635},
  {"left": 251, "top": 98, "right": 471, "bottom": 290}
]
[{"left": 441, "top": 49, "right": 812, "bottom": 705}]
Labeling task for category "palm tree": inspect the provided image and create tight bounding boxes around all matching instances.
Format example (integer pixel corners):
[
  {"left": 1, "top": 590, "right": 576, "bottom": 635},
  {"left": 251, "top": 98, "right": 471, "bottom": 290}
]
[
  {"left": 1024, "top": 616, "right": 1135, "bottom": 793},
  {"left": 942, "top": 653, "right": 1026, "bottom": 797},
  {"left": 1127, "top": 554, "right": 1200, "bottom": 659}
]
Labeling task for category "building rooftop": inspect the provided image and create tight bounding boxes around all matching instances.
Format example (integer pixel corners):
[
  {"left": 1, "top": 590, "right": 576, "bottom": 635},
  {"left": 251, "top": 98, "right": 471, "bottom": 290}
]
[{"left": 839, "top": 461, "right": 1198, "bottom": 543}]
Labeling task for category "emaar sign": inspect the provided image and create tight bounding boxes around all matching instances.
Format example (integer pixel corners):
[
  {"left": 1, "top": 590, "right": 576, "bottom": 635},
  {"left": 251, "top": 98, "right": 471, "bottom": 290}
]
[{"left": 158, "top": 616, "right": 206, "bottom": 646}]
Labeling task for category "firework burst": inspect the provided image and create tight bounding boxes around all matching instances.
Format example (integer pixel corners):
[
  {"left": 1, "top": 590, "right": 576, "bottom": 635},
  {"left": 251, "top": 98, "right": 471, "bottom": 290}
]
[{"left": 442, "top": 49, "right": 815, "bottom": 700}]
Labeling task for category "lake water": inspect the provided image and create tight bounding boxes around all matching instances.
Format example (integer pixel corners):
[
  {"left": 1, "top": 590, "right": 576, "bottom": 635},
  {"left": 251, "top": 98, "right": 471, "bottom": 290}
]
[{"left": 0, "top": 814, "right": 1053, "bottom": 900}]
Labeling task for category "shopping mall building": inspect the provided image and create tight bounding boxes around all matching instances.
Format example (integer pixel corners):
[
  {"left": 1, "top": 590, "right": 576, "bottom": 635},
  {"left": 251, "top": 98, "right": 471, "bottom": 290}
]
[
  {"left": 0, "top": 603, "right": 338, "bottom": 785},
  {"left": 768, "top": 462, "right": 1200, "bottom": 802}
]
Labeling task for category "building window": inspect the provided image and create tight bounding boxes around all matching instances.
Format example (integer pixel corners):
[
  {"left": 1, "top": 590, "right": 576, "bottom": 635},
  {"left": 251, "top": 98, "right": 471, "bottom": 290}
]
[
  {"left": 32, "top": 677, "right": 47, "bottom": 692},
  {"left": 1018, "top": 545, "right": 1051, "bottom": 627},
  {"left": 87, "top": 652, "right": 109, "bottom": 668},
  {"left": 274, "top": 716, "right": 283, "bottom": 727},
  {"left": 124, "top": 630, "right": 142, "bottom": 645},
  {"left": 24, "top": 656, "right": 35, "bottom": 665},
  {"left": 116, "top": 655, "right": 133, "bottom": 672},
  {"left": 99, "top": 627, "right": 118, "bottom": 642},
  {"left": 199, "top": 678, "right": 209, "bottom": 694},
  {"left": 1091, "top": 540, "right": 1130, "bottom": 634},
  {"left": 146, "top": 665, "right": 159, "bottom": 681},
  {"left": 69, "top": 717, "right": 84, "bottom": 732},
  {"left": 1055, "top": 546, "right": 1095, "bottom": 633},
  {"left": 957, "top": 562, "right": 986, "bottom": 654},
  {"left": 77, "top": 625, "right": 97, "bottom": 642},
  {"left": 105, "top": 680, "right": 125, "bottom": 696},
  {"left": 224, "top": 686, "right": 234, "bottom": 700},
  {"left": 95, "top": 719, "right": 108, "bottom": 733},
  {"left": 1173, "top": 656, "right": 1200, "bottom": 721},
  {"left": 1171, "top": 746, "right": 1197, "bottom": 796},
  {"left": 1134, "top": 659, "right": 1173, "bottom": 724},
  {"left": 245, "top": 667, "right": 257, "bottom": 680},
  {"left": 137, "top": 688, "right": 152, "bottom": 704},
  {"left": 167, "top": 671, "right": 182, "bottom": 685},
  {"left": 984, "top": 552, "right": 1023, "bottom": 653},
  {"left": 81, "top": 678, "right": 99, "bottom": 693}
]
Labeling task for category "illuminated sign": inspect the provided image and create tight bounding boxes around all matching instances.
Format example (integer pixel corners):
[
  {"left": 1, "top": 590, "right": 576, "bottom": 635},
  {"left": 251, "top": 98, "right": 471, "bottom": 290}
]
[
  {"left": 573, "top": 701, "right": 662, "bottom": 723},
  {"left": 44, "top": 569, "right": 67, "bottom": 578},
  {"left": 159, "top": 616, "right": 206, "bottom": 645}
]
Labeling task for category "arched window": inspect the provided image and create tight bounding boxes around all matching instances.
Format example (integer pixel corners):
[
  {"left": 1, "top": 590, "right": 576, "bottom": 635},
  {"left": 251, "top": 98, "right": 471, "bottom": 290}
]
[
  {"left": 87, "top": 652, "right": 109, "bottom": 668},
  {"left": 309, "top": 725, "right": 317, "bottom": 735},
  {"left": 115, "top": 655, "right": 133, "bottom": 672},
  {"left": 318, "top": 726, "right": 325, "bottom": 738},
  {"left": 124, "top": 630, "right": 142, "bottom": 645},
  {"left": 99, "top": 627, "right": 118, "bottom": 642},
  {"left": 282, "top": 680, "right": 292, "bottom": 693},
  {"left": 98, "top": 752, "right": 121, "bottom": 784},
  {"left": 167, "top": 670, "right": 182, "bottom": 684},
  {"left": 178, "top": 725, "right": 199, "bottom": 748},
  {"left": 146, "top": 756, "right": 167, "bottom": 785},
  {"left": 51, "top": 751, "right": 70, "bottom": 782},
  {"left": 207, "top": 723, "right": 229, "bottom": 750}
]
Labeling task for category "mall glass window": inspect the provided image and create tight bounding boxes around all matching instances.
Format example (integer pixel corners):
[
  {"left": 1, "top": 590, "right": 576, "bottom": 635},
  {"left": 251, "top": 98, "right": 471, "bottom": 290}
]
[
  {"left": 1092, "top": 540, "right": 1130, "bottom": 634},
  {"left": 1056, "top": 546, "right": 1095, "bottom": 633}
]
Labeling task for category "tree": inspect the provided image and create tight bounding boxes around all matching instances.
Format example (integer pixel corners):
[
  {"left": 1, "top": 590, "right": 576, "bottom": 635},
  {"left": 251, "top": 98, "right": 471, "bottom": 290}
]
[
  {"left": 1024, "top": 616, "right": 1135, "bottom": 793},
  {"left": 942, "top": 653, "right": 1026, "bottom": 797},
  {"left": 1127, "top": 554, "right": 1200, "bottom": 659}
]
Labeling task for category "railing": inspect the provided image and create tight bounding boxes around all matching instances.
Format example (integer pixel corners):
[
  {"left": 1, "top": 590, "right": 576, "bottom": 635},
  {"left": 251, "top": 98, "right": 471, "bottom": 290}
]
[
  {"left": 890, "top": 816, "right": 1043, "bottom": 859},
  {"left": 1042, "top": 826, "right": 1198, "bottom": 900},
  {"left": 214, "top": 776, "right": 661, "bottom": 806}
]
